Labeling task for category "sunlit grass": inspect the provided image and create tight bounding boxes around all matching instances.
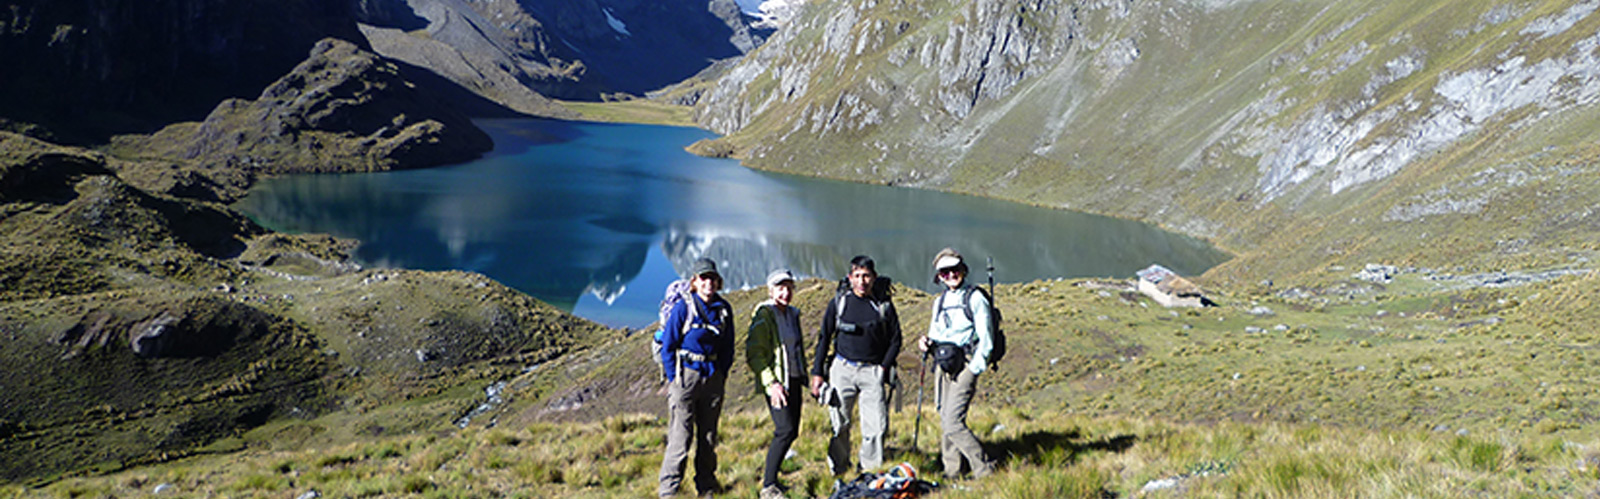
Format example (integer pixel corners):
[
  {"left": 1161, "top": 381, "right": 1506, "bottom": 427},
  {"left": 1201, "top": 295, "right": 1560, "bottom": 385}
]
[
  {"left": 15, "top": 263, "right": 1600, "bottom": 497},
  {"left": 556, "top": 100, "right": 695, "bottom": 127},
  {"left": 29, "top": 403, "right": 1600, "bottom": 498}
]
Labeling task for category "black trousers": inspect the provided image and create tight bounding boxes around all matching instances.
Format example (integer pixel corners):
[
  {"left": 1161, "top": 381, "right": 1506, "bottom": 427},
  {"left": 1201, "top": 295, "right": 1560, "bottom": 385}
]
[{"left": 762, "top": 376, "right": 805, "bottom": 488}]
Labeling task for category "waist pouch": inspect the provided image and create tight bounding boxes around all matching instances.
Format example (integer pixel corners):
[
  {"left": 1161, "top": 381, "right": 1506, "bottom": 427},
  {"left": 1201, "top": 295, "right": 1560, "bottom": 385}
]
[
  {"left": 678, "top": 350, "right": 718, "bottom": 363},
  {"left": 932, "top": 341, "right": 966, "bottom": 374}
]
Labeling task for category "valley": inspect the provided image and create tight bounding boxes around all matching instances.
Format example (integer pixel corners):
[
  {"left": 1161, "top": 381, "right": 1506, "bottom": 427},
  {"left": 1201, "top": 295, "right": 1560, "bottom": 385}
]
[{"left": 2, "top": 0, "right": 1599, "bottom": 496}]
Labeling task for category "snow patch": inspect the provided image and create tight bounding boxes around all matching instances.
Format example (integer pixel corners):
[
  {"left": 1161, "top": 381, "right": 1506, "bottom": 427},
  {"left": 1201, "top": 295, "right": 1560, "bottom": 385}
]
[{"left": 753, "top": 0, "right": 806, "bottom": 29}]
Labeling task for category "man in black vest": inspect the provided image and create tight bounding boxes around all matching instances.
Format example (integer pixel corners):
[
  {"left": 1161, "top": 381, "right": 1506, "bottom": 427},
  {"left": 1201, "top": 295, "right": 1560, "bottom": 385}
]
[{"left": 810, "top": 255, "right": 902, "bottom": 475}]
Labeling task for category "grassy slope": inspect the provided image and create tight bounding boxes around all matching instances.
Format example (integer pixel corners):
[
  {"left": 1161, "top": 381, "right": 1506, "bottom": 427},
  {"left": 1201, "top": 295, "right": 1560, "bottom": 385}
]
[
  {"left": 556, "top": 100, "right": 698, "bottom": 127},
  {"left": 0, "top": 134, "right": 619, "bottom": 484},
  {"left": 15, "top": 272, "right": 1600, "bottom": 496}
]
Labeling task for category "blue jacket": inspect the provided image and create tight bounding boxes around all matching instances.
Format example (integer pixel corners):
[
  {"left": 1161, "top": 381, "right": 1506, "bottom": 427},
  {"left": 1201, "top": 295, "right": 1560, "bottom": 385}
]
[{"left": 660, "top": 293, "right": 735, "bottom": 382}]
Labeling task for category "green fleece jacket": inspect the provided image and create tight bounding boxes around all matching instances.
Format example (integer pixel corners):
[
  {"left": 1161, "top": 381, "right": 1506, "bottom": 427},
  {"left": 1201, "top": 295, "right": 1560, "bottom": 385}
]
[{"left": 745, "top": 300, "right": 805, "bottom": 388}]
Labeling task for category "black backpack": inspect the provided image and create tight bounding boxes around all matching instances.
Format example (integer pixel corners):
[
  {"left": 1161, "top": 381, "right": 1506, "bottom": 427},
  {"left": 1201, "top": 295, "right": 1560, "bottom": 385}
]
[
  {"left": 831, "top": 276, "right": 893, "bottom": 334},
  {"left": 834, "top": 275, "right": 893, "bottom": 300},
  {"left": 934, "top": 284, "right": 1006, "bottom": 369}
]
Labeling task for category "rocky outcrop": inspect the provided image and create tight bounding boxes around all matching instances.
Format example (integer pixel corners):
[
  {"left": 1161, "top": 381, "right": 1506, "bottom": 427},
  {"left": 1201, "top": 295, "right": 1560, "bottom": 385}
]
[
  {"left": 363, "top": 0, "right": 771, "bottom": 100},
  {"left": 0, "top": 0, "right": 367, "bottom": 143},
  {"left": 697, "top": 0, "right": 1079, "bottom": 135},
  {"left": 52, "top": 297, "right": 275, "bottom": 359},
  {"left": 696, "top": 0, "right": 1600, "bottom": 284},
  {"left": 123, "top": 38, "right": 493, "bottom": 177},
  {"left": 358, "top": 7, "right": 580, "bottom": 117}
]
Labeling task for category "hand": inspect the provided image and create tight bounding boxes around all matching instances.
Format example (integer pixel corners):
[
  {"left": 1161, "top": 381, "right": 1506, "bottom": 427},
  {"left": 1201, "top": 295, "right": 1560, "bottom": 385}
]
[
  {"left": 810, "top": 375, "right": 825, "bottom": 397},
  {"left": 767, "top": 382, "right": 787, "bottom": 408},
  {"left": 917, "top": 335, "right": 930, "bottom": 352}
]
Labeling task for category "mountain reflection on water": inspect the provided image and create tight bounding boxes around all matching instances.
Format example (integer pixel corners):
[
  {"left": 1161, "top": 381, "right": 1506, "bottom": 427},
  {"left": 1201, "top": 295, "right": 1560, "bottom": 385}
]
[{"left": 233, "top": 119, "right": 1231, "bottom": 328}]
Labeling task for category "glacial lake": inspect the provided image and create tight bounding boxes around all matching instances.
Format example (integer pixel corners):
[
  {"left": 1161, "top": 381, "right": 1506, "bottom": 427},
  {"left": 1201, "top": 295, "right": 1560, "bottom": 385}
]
[{"left": 233, "top": 119, "right": 1231, "bottom": 328}]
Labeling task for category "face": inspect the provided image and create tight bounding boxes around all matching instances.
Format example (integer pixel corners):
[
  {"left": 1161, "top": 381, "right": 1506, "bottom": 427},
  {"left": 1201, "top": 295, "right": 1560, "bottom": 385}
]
[
  {"left": 769, "top": 281, "right": 794, "bottom": 306},
  {"left": 938, "top": 266, "right": 965, "bottom": 289},
  {"left": 849, "top": 266, "right": 875, "bottom": 297},
  {"left": 693, "top": 273, "right": 722, "bottom": 297}
]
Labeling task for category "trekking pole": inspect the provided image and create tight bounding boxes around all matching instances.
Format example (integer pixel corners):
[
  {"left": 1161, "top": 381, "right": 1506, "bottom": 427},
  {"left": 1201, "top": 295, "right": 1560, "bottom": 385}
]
[
  {"left": 984, "top": 256, "right": 996, "bottom": 406},
  {"left": 987, "top": 257, "right": 996, "bottom": 305},
  {"left": 912, "top": 349, "right": 928, "bottom": 453}
]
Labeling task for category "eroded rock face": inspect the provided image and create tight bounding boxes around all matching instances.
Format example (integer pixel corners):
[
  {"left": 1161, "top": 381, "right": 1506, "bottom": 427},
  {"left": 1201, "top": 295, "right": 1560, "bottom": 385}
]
[
  {"left": 131, "top": 38, "right": 493, "bottom": 175},
  {"left": 363, "top": 0, "right": 771, "bottom": 100},
  {"left": 697, "top": 0, "right": 1079, "bottom": 136}
]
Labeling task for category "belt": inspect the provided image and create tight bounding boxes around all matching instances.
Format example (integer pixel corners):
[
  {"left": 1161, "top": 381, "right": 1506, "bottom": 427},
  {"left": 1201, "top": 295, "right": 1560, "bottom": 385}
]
[{"left": 841, "top": 358, "right": 877, "bottom": 368}]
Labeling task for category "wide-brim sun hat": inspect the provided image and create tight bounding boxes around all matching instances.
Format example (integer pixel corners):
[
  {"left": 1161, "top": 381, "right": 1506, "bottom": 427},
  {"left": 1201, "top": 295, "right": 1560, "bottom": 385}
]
[{"left": 932, "top": 248, "right": 964, "bottom": 273}]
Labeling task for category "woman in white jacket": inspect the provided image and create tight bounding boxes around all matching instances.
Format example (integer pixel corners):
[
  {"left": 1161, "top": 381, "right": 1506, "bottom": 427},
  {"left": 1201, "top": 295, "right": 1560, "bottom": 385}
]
[{"left": 915, "top": 248, "right": 995, "bottom": 479}]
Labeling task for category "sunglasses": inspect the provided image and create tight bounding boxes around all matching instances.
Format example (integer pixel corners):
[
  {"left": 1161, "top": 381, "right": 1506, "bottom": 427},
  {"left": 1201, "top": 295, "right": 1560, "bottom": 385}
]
[{"left": 938, "top": 267, "right": 963, "bottom": 277}]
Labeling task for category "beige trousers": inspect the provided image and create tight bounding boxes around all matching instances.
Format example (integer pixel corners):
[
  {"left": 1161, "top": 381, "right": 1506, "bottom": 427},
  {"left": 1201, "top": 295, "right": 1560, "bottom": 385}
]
[
  {"left": 936, "top": 365, "right": 993, "bottom": 478},
  {"left": 658, "top": 368, "right": 725, "bottom": 496},
  {"left": 827, "top": 357, "right": 888, "bottom": 474}
]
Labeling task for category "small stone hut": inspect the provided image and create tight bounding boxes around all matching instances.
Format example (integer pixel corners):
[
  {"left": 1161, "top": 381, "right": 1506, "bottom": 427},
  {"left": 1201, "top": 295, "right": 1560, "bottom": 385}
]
[{"left": 1135, "top": 264, "right": 1205, "bottom": 307}]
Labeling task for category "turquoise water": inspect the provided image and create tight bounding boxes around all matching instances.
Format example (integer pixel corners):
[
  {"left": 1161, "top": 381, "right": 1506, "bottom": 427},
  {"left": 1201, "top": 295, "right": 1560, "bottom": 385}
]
[{"left": 233, "top": 119, "right": 1230, "bottom": 328}]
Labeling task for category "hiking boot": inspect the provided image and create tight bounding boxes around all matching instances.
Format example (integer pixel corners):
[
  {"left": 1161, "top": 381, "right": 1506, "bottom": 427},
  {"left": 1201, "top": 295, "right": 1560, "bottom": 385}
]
[
  {"left": 695, "top": 482, "right": 723, "bottom": 498},
  {"left": 758, "top": 484, "right": 785, "bottom": 499},
  {"left": 974, "top": 460, "right": 995, "bottom": 479}
]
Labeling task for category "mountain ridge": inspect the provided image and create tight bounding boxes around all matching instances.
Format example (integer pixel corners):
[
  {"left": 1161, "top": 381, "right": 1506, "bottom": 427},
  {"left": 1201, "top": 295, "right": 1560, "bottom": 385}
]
[{"left": 694, "top": 0, "right": 1600, "bottom": 290}]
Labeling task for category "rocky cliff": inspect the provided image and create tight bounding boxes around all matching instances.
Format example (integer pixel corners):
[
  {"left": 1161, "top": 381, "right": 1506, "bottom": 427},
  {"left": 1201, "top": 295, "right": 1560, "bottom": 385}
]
[
  {"left": 360, "top": 0, "right": 772, "bottom": 100},
  {"left": 695, "top": 0, "right": 1600, "bottom": 286}
]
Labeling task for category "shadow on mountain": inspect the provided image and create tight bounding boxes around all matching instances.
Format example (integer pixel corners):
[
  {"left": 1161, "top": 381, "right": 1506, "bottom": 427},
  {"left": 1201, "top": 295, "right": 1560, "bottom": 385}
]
[
  {"left": 390, "top": 59, "right": 532, "bottom": 119},
  {"left": 355, "top": 0, "right": 430, "bottom": 31}
]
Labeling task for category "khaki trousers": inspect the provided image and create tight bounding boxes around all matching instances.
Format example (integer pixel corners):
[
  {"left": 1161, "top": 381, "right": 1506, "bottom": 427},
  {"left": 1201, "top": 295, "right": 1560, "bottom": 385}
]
[
  {"left": 659, "top": 368, "right": 725, "bottom": 497},
  {"left": 935, "top": 365, "right": 992, "bottom": 478},
  {"left": 827, "top": 357, "right": 888, "bottom": 475}
]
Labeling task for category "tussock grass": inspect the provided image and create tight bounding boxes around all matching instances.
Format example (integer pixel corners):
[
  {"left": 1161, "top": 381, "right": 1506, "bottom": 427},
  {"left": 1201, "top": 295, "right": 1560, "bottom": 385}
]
[{"left": 26, "top": 406, "right": 1600, "bottom": 497}]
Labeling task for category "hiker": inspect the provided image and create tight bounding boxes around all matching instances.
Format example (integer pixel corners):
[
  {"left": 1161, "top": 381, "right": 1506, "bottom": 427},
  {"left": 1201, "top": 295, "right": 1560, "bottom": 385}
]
[
  {"left": 811, "top": 255, "right": 903, "bottom": 475},
  {"left": 916, "top": 248, "right": 995, "bottom": 479},
  {"left": 746, "top": 268, "right": 806, "bottom": 499},
  {"left": 658, "top": 258, "right": 736, "bottom": 497}
]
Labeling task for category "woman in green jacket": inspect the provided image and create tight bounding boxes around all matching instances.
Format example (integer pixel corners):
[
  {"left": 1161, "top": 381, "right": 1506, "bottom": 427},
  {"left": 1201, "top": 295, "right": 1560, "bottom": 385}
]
[{"left": 746, "top": 269, "right": 805, "bottom": 499}]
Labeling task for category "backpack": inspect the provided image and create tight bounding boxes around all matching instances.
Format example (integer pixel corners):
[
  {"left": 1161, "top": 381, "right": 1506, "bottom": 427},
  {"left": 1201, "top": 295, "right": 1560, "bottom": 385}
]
[
  {"left": 651, "top": 279, "right": 698, "bottom": 379},
  {"left": 829, "top": 462, "right": 937, "bottom": 499},
  {"left": 832, "top": 276, "right": 893, "bottom": 333},
  {"left": 933, "top": 284, "right": 1006, "bottom": 369}
]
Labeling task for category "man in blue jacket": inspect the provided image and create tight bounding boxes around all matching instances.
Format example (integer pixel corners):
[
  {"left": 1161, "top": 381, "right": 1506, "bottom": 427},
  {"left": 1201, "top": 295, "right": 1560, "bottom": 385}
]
[{"left": 658, "top": 258, "right": 737, "bottom": 497}]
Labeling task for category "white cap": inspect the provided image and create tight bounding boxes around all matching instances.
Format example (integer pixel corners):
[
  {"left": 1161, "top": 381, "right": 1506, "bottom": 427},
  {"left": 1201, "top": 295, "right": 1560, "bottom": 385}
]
[
  {"left": 766, "top": 268, "right": 796, "bottom": 286},
  {"left": 934, "top": 255, "right": 962, "bottom": 271}
]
